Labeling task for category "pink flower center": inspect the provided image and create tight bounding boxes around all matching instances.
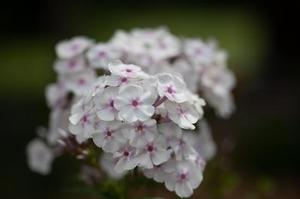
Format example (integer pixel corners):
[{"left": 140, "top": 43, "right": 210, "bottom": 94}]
[
  {"left": 131, "top": 99, "right": 139, "bottom": 107},
  {"left": 106, "top": 130, "right": 112, "bottom": 137},
  {"left": 120, "top": 77, "right": 128, "bottom": 83},
  {"left": 68, "top": 60, "right": 77, "bottom": 68},
  {"left": 71, "top": 43, "right": 79, "bottom": 51},
  {"left": 166, "top": 86, "right": 175, "bottom": 94},
  {"left": 195, "top": 48, "right": 202, "bottom": 55},
  {"left": 147, "top": 145, "right": 154, "bottom": 152},
  {"left": 136, "top": 124, "right": 144, "bottom": 132},
  {"left": 179, "top": 173, "right": 187, "bottom": 180},
  {"left": 78, "top": 78, "right": 86, "bottom": 85},
  {"left": 109, "top": 100, "right": 114, "bottom": 108},
  {"left": 82, "top": 115, "right": 88, "bottom": 123},
  {"left": 125, "top": 69, "right": 132, "bottom": 73},
  {"left": 98, "top": 51, "right": 106, "bottom": 58},
  {"left": 123, "top": 150, "right": 129, "bottom": 157}
]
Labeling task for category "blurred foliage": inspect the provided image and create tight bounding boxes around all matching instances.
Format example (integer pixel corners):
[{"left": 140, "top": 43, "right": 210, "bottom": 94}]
[{"left": 0, "top": 7, "right": 268, "bottom": 96}]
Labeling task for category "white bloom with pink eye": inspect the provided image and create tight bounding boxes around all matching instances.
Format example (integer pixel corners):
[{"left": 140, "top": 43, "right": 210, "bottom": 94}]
[
  {"left": 54, "top": 56, "right": 86, "bottom": 74},
  {"left": 136, "top": 135, "right": 171, "bottom": 169},
  {"left": 113, "top": 143, "right": 139, "bottom": 173},
  {"left": 87, "top": 43, "right": 121, "bottom": 69},
  {"left": 130, "top": 27, "right": 180, "bottom": 61},
  {"left": 164, "top": 160, "right": 203, "bottom": 198},
  {"left": 201, "top": 67, "right": 235, "bottom": 96},
  {"left": 69, "top": 99, "right": 96, "bottom": 138},
  {"left": 156, "top": 73, "right": 188, "bottom": 103},
  {"left": 114, "top": 84, "right": 156, "bottom": 123},
  {"left": 26, "top": 138, "right": 54, "bottom": 175},
  {"left": 183, "top": 39, "right": 215, "bottom": 66},
  {"left": 109, "top": 30, "right": 133, "bottom": 53},
  {"left": 92, "top": 121, "right": 125, "bottom": 153},
  {"left": 94, "top": 87, "right": 119, "bottom": 121},
  {"left": 62, "top": 69, "right": 97, "bottom": 96},
  {"left": 201, "top": 67, "right": 235, "bottom": 118},
  {"left": 122, "top": 119, "right": 157, "bottom": 147},
  {"left": 55, "top": 36, "right": 93, "bottom": 59},
  {"left": 45, "top": 82, "right": 67, "bottom": 109},
  {"left": 108, "top": 62, "right": 144, "bottom": 78},
  {"left": 164, "top": 101, "right": 200, "bottom": 130}
]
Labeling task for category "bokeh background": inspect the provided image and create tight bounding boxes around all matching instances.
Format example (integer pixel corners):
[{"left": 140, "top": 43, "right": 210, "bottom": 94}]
[{"left": 1, "top": 0, "right": 299, "bottom": 198}]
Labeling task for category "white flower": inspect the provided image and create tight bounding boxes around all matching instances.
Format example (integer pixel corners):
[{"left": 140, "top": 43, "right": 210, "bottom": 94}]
[
  {"left": 201, "top": 67, "right": 235, "bottom": 96},
  {"left": 62, "top": 69, "right": 97, "bottom": 96},
  {"left": 113, "top": 144, "right": 139, "bottom": 173},
  {"left": 55, "top": 36, "right": 93, "bottom": 59},
  {"left": 136, "top": 135, "right": 171, "bottom": 169},
  {"left": 26, "top": 139, "right": 54, "bottom": 175},
  {"left": 109, "top": 30, "right": 133, "bottom": 53},
  {"left": 130, "top": 27, "right": 180, "bottom": 61},
  {"left": 156, "top": 73, "right": 188, "bottom": 103},
  {"left": 108, "top": 62, "right": 145, "bottom": 78},
  {"left": 54, "top": 56, "right": 86, "bottom": 74},
  {"left": 69, "top": 99, "right": 95, "bottom": 138},
  {"left": 164, "top": 101, "right": 200, "bottom": 130},
  {"left": 87, "top": 43, "right": 121, "bottom": 69},
  {"left": 204, "top": 90, "right": 235, "bottom": 118},
  {"left": 114, "top": 84, "right": 156, "bottom": 122},
  {"left": 45, "top": 82, "right": 67, "bottom": 109},
  {"left": 47, "top": 108, "right": 70, "bottom": 145},
  {"left": 183, "top": 39, "right": 215, "bottom": 66},
  {"left": 164, "top": 160, "right": 203, "bottom": 198},
  {"left": 92, "top": 121, "right": 125, "bottom": 153},
  {"left": 94, "top": 87, "right": 119, "bottom": 121},
  {"left": 122, "top": 119, "right": 157, "bottom": 147}
]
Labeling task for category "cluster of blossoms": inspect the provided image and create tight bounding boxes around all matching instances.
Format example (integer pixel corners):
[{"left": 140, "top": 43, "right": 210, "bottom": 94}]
[{"left": 26, "top": 27, "right": 235, "bottom": 198}]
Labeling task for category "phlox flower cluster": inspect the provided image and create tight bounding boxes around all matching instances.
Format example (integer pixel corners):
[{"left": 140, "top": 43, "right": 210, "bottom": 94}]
[
  {"left": 26, "top": 27, "right": 234, "bottom": 198},
  {"left": 68, "top": 62, "right": 207, "bottom": 197}
]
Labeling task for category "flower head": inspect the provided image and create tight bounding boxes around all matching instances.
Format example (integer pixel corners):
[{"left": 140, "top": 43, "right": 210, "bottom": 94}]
[
  {"left": 56, "top": 36, "right": 93, "bottom": 59},
  {"left": 26, "top": 139, "right": 54, "bottom": 175}
]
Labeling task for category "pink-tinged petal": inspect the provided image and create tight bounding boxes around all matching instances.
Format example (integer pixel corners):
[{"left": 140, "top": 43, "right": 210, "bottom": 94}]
[
  {"left": 114, "top": 97, "right": 128, "bottom": 110},
  {"left": 114, "top": 158, "right": 127, "bottom": 173},
  {"left": 152, "top": 150, "right": 170, "bottom": 165},
  {"left": 165, "top": 176, "right": 176, "bottom": 191},
  {"left": 103, "top": 139, "right": 120, "bottom": 153},
  {"left": 138, "top": 105, "right": 154, "bottom": 118},
  {"left": 92, "top": 133, "right": 105, "bottom": 148},
  {"left": 97, "top": 108, "right": 115, "bottom": 121},
  {"left": 175, "top": 182, "right": 193, "bottom": 198},
  {"left": 118, "top": 106, "right": 137, "bottom": 122},
  {"left": 69, "top": 113, "right": 83, "bottom": 125},
  {"left": 137, "top": 153, "right": 153, "bottom": 169}
]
